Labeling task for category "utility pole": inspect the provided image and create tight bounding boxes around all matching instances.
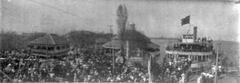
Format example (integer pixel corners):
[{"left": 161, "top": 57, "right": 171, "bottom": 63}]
[
  {"left": 214, "top": 43, "right": 220, "bottom": 83},
  {"left": 126, "top": 41, "right": 129, "bottom": 59},
  {"left": 148, "top": 54, "right": 152, "bottom": 83},
  {"left": 111, "top": 46, "right": 115, "bottom": 76},
  {"left": 107, "top": 24, "right": 115, "bottom": 76},
  {"left": 108, "top": 25, "right": 113, "bottom": 35}
]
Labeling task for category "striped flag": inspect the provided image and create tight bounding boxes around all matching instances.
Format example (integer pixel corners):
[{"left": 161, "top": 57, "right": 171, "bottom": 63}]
[{"left": 181, "top": 15, "right": 190, "bottom": 26}]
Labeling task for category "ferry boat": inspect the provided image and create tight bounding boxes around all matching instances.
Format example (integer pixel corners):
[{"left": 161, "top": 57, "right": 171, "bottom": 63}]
[{"left": 165, "top": 26, "right": 215, "bottom": 72}]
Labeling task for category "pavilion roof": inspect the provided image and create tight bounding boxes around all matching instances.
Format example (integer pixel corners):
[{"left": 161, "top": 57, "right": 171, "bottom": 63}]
[
  {"left": 103, "top": 30, "right": 159, "bottom": 49},
  {"left": 30, "top": 34, "right": 68, "bottom": 45}
]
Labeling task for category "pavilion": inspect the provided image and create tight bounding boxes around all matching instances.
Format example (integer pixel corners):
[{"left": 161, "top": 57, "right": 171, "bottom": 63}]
[
  {"left": 103, "top": 23, "right": 160, "bottom": 63},
  {"left": 28, "top": 34, "right": 70, "bottom": 58}
]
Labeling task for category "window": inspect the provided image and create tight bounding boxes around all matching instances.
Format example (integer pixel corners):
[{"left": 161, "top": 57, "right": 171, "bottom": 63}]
[
  {"left": 198, "top": 56, "right": 201, "bottom": 61},
  {"left": 203, "top": 56, "right": 206, "bottom": 61},
  {"left": 57, "top": 46, "right": 60, "bottom": 50},
  {"left": 48, "top": 47, "right": 54, "bottom": 50},
  {"left": 36, "top": 46, "right": 41, "bottom": 49},
  {"left": 42, "top": 46, "right": 46, "bottom": 50}
]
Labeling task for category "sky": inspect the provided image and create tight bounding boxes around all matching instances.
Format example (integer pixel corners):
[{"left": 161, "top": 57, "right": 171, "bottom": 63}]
[{"left": 0, "top": 0, "right": 239, "bottom": 41}]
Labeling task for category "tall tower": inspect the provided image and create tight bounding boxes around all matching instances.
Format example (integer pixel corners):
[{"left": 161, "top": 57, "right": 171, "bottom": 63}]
[
  {"left": 116, "top": 4, "right": 128, "bottom": 63},
  {"left": 117, "top": 4, "right": 128, "bottom": 36},
  {"left": 0, "top": 0, "right": 2, "bottom": 51},
  {"left": 0, "top": 0, "right": 2, "bottom": 28}
]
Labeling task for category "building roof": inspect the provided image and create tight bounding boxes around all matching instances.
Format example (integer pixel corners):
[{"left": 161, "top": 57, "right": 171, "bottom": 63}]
[
  {"left": 102, "top": 39, "right": 121, "bottom": 49},
  {"left": 103, "top": 30, "right": 159, "bottom": 49},
  {"left": 103, "top": 39, "right": 159, "bottom": 49},
  {"left": 30, "top": 34, "right": 68, "bottom": 45}
]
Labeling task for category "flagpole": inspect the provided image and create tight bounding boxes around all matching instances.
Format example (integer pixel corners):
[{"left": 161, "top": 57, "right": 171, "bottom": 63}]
[
  {"left": 186, "top": 24, "right": 191, "bottom": 34},
  {"left": 188, "top": 15, "right": 192, "bottom": 34}
]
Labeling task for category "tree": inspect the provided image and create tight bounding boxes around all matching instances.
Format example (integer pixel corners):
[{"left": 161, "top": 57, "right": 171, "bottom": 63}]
[
  {"left": 1, "top": 31, "right": 25, "bottom": 50},
  {"left": 65, "top": 30, "right": 112, "bottom": 48}
]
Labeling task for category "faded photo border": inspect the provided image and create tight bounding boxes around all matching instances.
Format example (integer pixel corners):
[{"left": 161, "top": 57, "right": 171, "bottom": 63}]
[{"left": 0, "top": 0, "right": 239, "bottom": 82}]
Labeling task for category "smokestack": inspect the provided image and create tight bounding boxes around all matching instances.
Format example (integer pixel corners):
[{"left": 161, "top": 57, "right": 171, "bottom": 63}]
[
  {"left": 129, "top": 23, "right": 135, "bottom": 31},
  {"left": 193, "top": 26, "right": 197, "bottom": 41}
]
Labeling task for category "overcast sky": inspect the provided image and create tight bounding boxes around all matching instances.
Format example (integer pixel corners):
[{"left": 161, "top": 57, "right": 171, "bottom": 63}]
[{"left": 0, "top": 0, "right": 239, "bottom": 41}]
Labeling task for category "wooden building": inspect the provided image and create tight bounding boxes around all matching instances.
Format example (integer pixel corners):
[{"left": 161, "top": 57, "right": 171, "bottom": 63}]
[{"left": 28, "top": 34, "right": 70, "bottom": 58}]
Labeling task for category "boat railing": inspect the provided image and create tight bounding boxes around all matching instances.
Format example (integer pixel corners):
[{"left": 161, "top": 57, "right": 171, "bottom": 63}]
[{"left": 166, "top": 46, "right": 212, "bottom": 52}]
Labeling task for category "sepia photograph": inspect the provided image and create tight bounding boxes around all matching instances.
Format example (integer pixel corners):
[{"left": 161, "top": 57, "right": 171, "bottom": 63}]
[{"left": 0, "top": 0, "right": 239, "bottom": 83}]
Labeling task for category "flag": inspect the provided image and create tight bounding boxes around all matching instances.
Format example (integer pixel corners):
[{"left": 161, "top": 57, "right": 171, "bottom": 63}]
[{"left": 181, "top": 15, "right": 190, "bottom": 26}]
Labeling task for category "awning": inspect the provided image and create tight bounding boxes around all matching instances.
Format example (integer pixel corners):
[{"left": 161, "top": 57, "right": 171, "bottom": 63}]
[
  {"left": 102, "top": 39, "right": 121, "bottom": 49},
  {"left": 103, "top": 39, "right": 159, "bottom": 50}
]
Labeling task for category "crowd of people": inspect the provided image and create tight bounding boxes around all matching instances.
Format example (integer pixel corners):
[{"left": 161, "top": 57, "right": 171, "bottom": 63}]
[
  {"left": 161, "top": 57, "right": 192, "bottom": 82},
  {"left": 0, "top": 48, "right": 201, "bottom": 82},
  {"left": 0, "top": 49, "right": 152, "bottom": 82}
]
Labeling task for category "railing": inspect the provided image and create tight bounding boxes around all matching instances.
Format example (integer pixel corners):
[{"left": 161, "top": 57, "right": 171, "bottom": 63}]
[
  {"left": 166, "top": 46, "right": 213, "bottom": 52},
  {"left": 31, "top": 48, "right": 70, "bottom": 54}
]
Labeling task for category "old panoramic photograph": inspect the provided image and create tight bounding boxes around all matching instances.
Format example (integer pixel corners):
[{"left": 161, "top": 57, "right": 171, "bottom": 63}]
[{"left": 0, "top": 0, "right": 239, "bottom": 83}]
